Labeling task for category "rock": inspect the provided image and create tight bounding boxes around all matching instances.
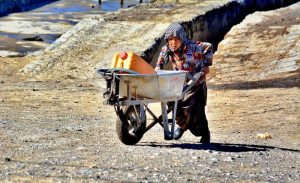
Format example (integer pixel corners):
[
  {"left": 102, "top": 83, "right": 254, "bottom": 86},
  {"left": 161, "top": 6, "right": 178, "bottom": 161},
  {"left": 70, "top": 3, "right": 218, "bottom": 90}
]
[
  {"left": 212, "top": 2, "right": 300, "bottom": 83},
  {"left": 211, "top": 158, "right": 219, "bottom": 163},
  {"left": 224, "top": 157, "right": 235, "bottom": 162},
  {"left": 256, "top": 133, "right": 272, "bottom": 139},
  {"left": 0, "top": 51, "right": 24, "bottom": 57},
  {"left": 5, "top": 157, "right": 11, "bottom": 162}
]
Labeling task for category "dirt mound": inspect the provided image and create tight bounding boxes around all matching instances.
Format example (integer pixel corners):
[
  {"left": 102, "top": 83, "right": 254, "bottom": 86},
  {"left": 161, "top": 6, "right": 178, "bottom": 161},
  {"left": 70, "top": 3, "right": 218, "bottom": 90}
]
[{"left": 211, "top": 3, "right": 300, "bottom": 84}]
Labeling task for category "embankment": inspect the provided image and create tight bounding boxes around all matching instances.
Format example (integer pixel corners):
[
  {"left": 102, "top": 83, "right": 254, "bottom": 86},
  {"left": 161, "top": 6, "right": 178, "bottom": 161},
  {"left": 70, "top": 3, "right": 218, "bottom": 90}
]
[
  {"left": 21, "top": 0, "right": 299, "bottom": 80},
  {"left": 143, "top": 0, "right": 299, "bottom": 63}
]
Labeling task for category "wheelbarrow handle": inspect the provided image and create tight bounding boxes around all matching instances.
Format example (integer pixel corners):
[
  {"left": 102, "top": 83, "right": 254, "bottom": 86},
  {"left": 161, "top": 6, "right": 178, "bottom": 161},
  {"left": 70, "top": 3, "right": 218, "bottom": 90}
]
[
  {"left": 180, "top": 72, "right": 205, "bottom": 100},
  {"left": 97, "top": 68, "right": 139, "bottom": 77}
]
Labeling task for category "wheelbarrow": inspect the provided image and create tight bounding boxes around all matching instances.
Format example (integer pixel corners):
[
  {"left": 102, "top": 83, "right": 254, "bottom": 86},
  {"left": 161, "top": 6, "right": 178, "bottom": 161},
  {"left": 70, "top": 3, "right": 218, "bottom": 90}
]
[{"left": 97, "top": 68, "right": 204, "bottom": 145}]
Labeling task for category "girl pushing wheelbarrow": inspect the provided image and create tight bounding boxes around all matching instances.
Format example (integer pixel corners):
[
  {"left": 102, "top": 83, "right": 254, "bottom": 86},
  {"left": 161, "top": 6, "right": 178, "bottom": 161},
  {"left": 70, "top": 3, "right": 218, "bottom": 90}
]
[
  {"left": 155, "top": 23, "right": 213, "bottom": 143},
  {"left": 98, "top": 23, "right": 213, "bottom": 145}
]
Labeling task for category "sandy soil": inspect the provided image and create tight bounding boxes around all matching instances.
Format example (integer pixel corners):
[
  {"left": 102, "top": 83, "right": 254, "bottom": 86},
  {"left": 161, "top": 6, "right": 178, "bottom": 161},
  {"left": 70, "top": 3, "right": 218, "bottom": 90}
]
[{"left": 0, "top": 2, "right": 299, "bottom": 182}]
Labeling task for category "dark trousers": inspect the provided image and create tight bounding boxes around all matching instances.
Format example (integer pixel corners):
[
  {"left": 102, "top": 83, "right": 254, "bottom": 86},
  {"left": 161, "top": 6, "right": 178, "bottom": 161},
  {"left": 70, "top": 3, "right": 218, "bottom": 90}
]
[{"left": 175, "top": 82, "right": 210, "bottom": 137}]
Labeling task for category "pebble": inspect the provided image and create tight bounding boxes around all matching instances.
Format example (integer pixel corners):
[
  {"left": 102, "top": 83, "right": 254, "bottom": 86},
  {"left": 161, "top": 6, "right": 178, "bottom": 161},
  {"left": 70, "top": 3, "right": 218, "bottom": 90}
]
[
  {"left": 205, "top": 150, "right": 213, "bottom": 153},
  {"left": 224, "top": 157, "right": 235, "bottom": 162},
  {"left": 5, "top": 157, "right": 11, "bottom": 162},
  {"left": 0, "top": 51, "right": 24, "bottom": 57},
  {"left": 226, "top": 172, "right": 233, "bottom": 176},
  {"left": 192, "top": 156, "right": 198, "bottom": 160},
  {"left": 211, "top": 158, "right": 219, "bottom": 163},
  {"left": 234, "top": 154, "right": 242, "bottom": 158},
  {"left": 127, "top": 172, "right": 133, "bottom": 178},
  {"left": 212, "top": 151, "right": 220, "bottom": 155}
]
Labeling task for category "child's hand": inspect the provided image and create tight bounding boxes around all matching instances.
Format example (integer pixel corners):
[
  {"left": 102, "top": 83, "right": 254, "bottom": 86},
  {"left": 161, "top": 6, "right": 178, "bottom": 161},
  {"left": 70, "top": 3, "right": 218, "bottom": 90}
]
[{"left": 155, "top": 64, "right": 162, "bottom": 70}]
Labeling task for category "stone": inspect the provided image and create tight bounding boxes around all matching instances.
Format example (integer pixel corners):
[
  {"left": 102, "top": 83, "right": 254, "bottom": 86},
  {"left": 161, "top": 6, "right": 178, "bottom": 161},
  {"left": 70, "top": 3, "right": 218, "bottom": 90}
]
[{"left": 0, "top": 51, "right": 24, "bottom": 57}]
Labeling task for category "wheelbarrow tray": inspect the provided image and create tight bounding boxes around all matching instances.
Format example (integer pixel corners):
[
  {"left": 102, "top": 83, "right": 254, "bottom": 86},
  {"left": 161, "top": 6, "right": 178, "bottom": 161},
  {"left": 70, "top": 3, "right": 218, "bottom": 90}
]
[{"left": 118, "top": 70, "right": 187, "bottom": 100}]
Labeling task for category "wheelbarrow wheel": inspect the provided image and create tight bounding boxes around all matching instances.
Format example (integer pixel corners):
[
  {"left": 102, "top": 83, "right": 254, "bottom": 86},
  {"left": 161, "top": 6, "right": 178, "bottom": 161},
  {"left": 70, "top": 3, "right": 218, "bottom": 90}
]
[{"left": 116, "top": 105, "right": 146, "bottom": 145}]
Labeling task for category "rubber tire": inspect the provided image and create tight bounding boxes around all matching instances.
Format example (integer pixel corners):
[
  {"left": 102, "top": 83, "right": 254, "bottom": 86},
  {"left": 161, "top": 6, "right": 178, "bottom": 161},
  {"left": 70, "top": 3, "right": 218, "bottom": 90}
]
[{"left": 116, "top": 105, "right": 146, "bottom": 145}]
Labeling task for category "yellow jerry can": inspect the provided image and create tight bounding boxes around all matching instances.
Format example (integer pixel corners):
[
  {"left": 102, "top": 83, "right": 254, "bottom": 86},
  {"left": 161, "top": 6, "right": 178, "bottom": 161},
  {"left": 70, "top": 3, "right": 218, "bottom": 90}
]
[{"left": 111, "top": 52, "right": 156, "bottom": 74}]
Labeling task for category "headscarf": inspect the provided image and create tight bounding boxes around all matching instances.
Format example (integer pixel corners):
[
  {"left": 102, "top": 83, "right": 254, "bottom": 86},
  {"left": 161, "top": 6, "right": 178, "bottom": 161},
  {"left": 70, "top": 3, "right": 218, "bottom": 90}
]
[
  {"left": 164, "top": 23, "right": 189, "bottom": 47},
  {"left": 163, "top": 23, "right": 190, "bottom": 65}
]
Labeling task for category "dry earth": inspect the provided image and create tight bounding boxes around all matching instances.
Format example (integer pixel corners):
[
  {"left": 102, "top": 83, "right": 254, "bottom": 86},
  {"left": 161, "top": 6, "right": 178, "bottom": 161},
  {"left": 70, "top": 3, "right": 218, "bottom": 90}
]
[{"left": 0, "top": 1, "right": 300, "bottom": 182}]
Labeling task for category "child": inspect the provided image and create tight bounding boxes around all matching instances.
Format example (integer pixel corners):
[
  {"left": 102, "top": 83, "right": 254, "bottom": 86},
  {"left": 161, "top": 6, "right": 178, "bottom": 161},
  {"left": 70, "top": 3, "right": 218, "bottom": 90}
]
[{"left": 155, "top": 23, "right": 213, "bottom": 143}]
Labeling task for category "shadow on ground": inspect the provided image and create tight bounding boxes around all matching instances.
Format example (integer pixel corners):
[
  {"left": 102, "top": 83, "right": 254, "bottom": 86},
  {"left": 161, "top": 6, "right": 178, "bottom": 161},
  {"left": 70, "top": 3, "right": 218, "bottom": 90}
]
[{"left": 138, "top": 142, "right": 300, "bottom": 153}]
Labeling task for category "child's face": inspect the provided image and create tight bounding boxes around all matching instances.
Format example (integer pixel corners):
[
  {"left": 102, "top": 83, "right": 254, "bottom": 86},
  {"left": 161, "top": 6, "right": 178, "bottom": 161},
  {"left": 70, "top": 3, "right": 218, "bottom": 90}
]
[{"left": 167, "top": 36, "right": 182, "bottom": 51}]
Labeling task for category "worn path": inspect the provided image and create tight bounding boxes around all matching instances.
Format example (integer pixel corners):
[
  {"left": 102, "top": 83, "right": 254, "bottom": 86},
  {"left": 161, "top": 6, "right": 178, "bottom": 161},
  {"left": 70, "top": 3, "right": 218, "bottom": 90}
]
[{"left": 0, "top": 1, "right": 299, "bottom": 182}]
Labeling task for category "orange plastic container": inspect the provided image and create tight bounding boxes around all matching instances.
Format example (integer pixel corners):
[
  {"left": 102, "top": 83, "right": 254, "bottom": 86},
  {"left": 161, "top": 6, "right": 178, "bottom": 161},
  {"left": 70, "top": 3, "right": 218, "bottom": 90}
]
[{"left": 111, "top": 52, "right": 156, "bottom": 74}]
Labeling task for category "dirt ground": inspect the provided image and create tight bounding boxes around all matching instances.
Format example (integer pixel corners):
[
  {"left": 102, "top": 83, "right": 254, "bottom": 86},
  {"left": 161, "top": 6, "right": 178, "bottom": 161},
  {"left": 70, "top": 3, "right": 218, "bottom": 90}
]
[
  {"left": 0, "top": 57, "right": 299, "bottom": 182},
  {"left": 0, "top": 2, "right": 300, "bottom": 183}
]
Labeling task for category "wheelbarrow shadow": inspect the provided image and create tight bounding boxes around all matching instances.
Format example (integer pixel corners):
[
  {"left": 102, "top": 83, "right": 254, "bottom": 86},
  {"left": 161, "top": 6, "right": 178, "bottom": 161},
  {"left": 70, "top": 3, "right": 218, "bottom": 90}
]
[{"left": 137, "top": 142, "right": 300, "bottom": 153}]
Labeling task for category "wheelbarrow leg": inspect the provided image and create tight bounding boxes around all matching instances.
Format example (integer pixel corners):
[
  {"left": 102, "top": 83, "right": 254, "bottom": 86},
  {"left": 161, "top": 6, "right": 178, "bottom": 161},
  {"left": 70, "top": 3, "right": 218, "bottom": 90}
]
[
  {"left": 144, "top": 105, "right": 175, "bottom": 133},
  {"left": 171, "top": 100, "right": 178, "bottom": 139},
  {"left": 161, "top": 102, "right": 172, "bottom": 140}
]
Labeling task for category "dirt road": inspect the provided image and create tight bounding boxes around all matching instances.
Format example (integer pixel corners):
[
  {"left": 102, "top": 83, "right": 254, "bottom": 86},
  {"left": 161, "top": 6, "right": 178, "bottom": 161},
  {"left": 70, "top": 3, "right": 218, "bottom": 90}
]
[
  {"left": 0, "top": 2, "right": 300, "bottom": 183},
  {"left": 0, "top": 58, "right": 299, "bottom": 182}
]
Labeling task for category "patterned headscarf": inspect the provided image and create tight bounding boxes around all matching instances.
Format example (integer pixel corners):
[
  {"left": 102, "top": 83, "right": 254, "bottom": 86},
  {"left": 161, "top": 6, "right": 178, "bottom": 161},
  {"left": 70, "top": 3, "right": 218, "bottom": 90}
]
[
  {"left": 164, "top": 23, "right": 188, "bottom": 46},
  {"left": 163, "top": 23, "right": 189, "bottom": 64}
]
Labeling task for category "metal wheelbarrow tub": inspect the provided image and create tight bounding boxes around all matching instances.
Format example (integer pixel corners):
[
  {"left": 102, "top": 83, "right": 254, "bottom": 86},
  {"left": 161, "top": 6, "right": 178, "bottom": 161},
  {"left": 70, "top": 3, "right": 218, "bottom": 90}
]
[{"left": 118, "top": 70, "right": 187, "bottom": 100}]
